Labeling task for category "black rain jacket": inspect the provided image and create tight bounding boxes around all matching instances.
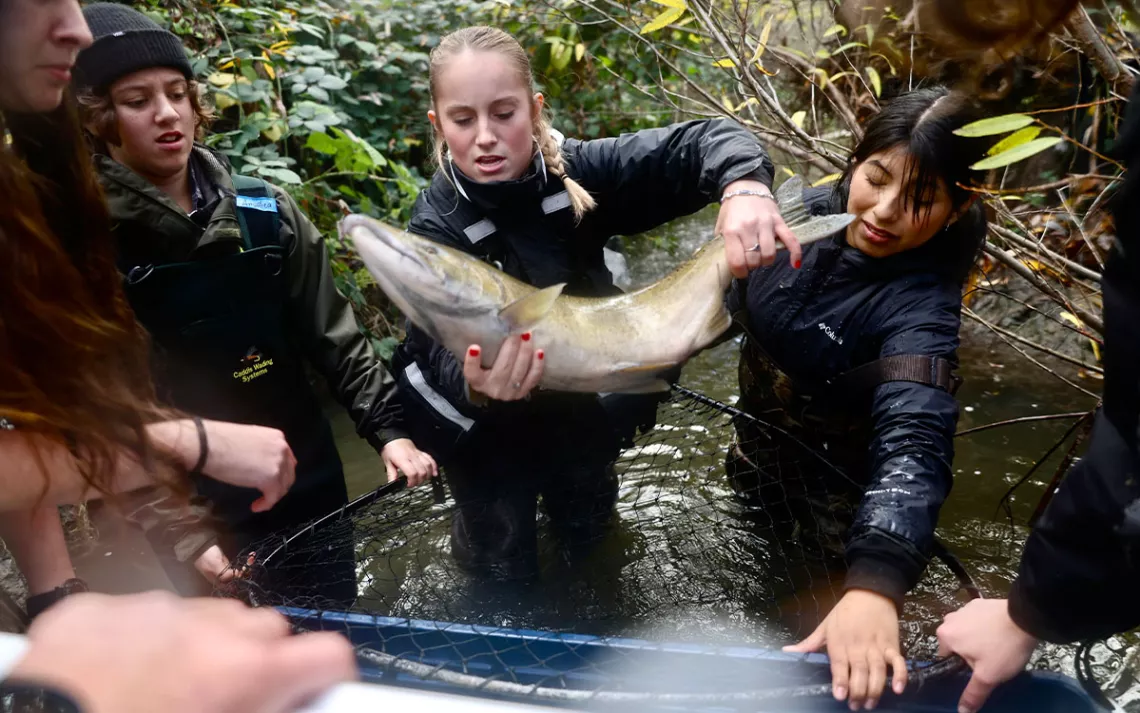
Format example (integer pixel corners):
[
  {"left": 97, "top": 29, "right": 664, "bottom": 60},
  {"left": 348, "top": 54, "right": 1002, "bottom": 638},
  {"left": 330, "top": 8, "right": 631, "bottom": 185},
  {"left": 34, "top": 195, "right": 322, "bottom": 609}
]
[
  {"left": 727, "top": 186, "right": 976, "bottom": 606},
  {"left": 1008, "top": 83, "right": 1140, "bottom": 644},
  {"left": 393, "top": 119, "right": 774, "bottom": 458}
]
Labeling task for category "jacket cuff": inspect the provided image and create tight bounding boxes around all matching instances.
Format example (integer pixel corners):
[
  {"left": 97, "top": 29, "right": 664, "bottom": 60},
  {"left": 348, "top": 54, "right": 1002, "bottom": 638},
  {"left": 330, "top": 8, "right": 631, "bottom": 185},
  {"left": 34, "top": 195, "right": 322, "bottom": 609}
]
[
  {"left": 718, "top": 161, "right": 774, "bottom": 193},
  {"left": 844, "top": 556, "right": 910, "bottom": 611},
  {"left": 366, "top": 428, "right": 411, "bottom": 453},
  {"left": 1008, "top": 578, "right": 1068, "bottom": 643}
]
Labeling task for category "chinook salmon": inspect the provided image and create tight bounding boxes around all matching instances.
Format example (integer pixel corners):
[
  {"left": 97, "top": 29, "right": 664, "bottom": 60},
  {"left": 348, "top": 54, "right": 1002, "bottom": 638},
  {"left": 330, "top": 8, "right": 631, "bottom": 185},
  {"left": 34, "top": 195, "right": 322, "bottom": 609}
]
[{"left": 340, "top": 177, "right": 855, "bottom": 394}]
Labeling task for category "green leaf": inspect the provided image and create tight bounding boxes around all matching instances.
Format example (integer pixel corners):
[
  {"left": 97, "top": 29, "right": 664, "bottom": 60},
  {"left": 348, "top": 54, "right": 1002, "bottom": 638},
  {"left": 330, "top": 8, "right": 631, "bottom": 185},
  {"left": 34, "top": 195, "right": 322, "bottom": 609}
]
[
  {"left": 986, "top": 126, "right": 1043, "bottom": 156},
  {"left": 971, "top": 136, "right": 1063, "bottom": 170},
  {"left": 318, "top": 75, "right": 349, "bottom": 90},
  {"left": 822, "top": 24, "right": 847, "bottom": 38},
  {"left": 267, "top": 167, "right": 303, "bottom": 184},
  {"left": 305, "top": 131, "right": 339, "bottom": 155},
  {"left": 954, "top": 114, "right": 1035, "bottom": 137},
  {"left": 641, "top": 5, "right": 686, "bottom": 34}
]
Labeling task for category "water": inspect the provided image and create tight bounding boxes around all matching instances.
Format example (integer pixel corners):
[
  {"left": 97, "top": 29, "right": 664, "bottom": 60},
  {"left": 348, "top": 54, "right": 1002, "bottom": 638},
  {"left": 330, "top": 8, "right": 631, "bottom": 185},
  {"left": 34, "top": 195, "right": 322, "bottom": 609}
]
[{"left": 313, "top": 205, "right": 1140, "bottom": 698}]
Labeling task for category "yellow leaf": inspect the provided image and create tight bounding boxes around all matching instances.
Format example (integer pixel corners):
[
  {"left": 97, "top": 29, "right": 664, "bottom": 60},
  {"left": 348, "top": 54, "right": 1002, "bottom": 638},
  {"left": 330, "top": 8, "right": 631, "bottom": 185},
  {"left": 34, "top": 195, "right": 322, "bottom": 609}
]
[
  {"left": 734, "top": 97, "right": 759, "bottom": 112},
  {"left": 575, "top": 43, "right": 585, "bottom": 62},
  {"left": 812, "top": 173, "right": 842, "bottom": 187},
  {"left": 640, "top": 5, "right": 686, "bottom": 34},
  {"left": 1090, "top": 339, "right": 1101, "bottom": 362},
  {"left": 207, "top": 72, "right": 237, "bottom": 88},
  {"left": 721, "top": 95, "right": 735, "bottom": 113},
  {"left": 262, "top": 123, "right": 284, "bottom": 142},
  {"left": 815, "top": 48, "right": 831, "bottom": 59},
  {"left": 986, "top": 126, "right": 1043, "bottom": 157},
  {"left": 754, "top": 60, "right": 777, "bottom": 76},
  {"left": 811, "top": 67, "right": 829, "bottom": 87},
  {"left": 822, "top": 24, "right": 847, "bottom": 39},
  {"left": 751, "top": 17, "right": 774, "bottom": 61},
  {"left": 259, "top": 54, "right": 276, "bottom": 80},
  {"left": 214, "top": 92, "right": 238, "bottom": 110},
  {"left": 649, "top": 0, "right": 686, "bottom": 8},
  {"left": 218, "top": 59, "right": 235, "bottom": 70},
  {"left": 865, "top": 66, "right": 881, "bottom": 97},
  {"left": 781, "top": 167, "right": 795, "bottom": 178},
  {"left": 1059, "top": 311, "right": 1084, "bottom": 329},
  {"left": 713, "top": 58, "right": 737, "bottom": 67},
  {"left": 791, "top": 110, "right": 806, "bottom": 128}
]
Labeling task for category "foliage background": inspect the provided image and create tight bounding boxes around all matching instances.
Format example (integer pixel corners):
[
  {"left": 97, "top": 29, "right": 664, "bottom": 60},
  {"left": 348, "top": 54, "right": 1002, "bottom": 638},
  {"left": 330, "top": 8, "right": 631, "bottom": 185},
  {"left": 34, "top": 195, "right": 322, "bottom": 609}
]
[{"left": 128, "top": 0, "right": 1131, "bottom": 393}]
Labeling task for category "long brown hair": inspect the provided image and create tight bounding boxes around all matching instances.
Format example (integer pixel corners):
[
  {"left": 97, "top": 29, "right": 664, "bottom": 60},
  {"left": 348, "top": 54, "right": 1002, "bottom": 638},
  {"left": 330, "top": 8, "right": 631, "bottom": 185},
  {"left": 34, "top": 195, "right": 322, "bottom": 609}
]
[
  {"left": 0, "top": 95, "right": 179, "bottom": 496},
  {"left": 428, "top": 26, "right": 596, "bottom": 221}
]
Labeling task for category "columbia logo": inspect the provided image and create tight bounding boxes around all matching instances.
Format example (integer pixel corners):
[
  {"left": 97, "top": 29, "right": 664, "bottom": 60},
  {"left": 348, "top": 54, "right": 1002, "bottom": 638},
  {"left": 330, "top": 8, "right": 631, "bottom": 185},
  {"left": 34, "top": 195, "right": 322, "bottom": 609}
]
[{"left": 818, "top": 322, "right": 843, "bottom": 345}]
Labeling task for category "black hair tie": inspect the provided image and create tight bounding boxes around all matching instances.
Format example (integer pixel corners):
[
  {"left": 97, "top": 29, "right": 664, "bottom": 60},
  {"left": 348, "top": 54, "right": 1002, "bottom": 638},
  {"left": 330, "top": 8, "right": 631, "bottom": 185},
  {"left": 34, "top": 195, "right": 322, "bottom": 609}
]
[{"left": 190, "top": 416, "right": 209, "bottom": 476}]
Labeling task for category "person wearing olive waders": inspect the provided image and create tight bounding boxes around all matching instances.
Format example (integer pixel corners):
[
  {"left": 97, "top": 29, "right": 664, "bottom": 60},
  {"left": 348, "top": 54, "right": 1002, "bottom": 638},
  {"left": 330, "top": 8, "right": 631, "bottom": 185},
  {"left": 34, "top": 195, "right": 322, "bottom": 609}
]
[{"left": 71, "top": 4, "right": 438, "bottom": 602}]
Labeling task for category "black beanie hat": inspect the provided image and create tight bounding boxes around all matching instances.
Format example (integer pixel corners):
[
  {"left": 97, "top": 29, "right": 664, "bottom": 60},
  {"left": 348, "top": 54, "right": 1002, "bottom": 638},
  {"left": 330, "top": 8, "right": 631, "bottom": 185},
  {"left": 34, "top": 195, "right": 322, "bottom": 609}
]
[{"left": 74, "top": 3, "right": 193, "bottom": 92}]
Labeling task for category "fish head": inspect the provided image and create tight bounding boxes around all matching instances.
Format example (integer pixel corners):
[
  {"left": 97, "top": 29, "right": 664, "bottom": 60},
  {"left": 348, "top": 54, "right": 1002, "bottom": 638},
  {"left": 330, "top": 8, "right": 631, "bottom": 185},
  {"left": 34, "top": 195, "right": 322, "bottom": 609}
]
[{"left": 339, "top": 214, "right": 503, "bottom": 339}]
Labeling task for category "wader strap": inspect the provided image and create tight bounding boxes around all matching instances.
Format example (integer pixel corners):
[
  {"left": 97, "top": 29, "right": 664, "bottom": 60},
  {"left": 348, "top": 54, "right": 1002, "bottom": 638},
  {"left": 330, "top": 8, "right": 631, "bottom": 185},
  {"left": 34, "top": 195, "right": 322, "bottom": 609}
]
[
  {"left": 231, "top": 174, "right": 281, "bottom": 251},
  {"left": 827, "top": 354, "right": 962, "bottom": 396}
]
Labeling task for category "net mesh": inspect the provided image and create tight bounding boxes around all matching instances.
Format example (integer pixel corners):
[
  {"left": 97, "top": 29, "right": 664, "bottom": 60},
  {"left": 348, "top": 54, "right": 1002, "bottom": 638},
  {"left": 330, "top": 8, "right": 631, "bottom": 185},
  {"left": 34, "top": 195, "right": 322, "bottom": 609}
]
[{"left": 226, "top": 385, "right": 975, "bottom": 701}]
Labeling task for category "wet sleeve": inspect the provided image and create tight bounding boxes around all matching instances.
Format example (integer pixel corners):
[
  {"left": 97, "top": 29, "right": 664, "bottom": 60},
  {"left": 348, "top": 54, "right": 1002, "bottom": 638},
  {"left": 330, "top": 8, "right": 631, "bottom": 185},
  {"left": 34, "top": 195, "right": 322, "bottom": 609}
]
[
  {"left": 844, "top": 288, "right": 962, "bottom": 608},
  {"left": 278, "top": 189, "right": 409, "bottom": 451},
  {"left": 119, "top": 485, "right": 220, "bottom": 564},
  {"left": 566, "top": 119, "right": 775, "bottom": 240}
]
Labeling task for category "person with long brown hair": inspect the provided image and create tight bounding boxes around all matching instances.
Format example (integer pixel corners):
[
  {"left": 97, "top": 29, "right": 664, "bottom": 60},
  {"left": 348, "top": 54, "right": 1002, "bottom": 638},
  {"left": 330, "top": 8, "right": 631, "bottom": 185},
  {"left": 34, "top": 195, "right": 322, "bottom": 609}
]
[
  {"left": 0, "top": 0, "right": 300, "bottom": 617},
  {"left": 0, "top": 0, "right": 355, "bottom": 709}
]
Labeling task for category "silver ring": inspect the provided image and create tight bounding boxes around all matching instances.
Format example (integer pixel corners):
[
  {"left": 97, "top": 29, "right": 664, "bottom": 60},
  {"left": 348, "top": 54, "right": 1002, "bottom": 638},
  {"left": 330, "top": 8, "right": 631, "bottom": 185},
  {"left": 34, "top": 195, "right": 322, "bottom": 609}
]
[
  {"left": 512, "top": 382, "right": 522, "bottom": 389},
  {"left": 746, "top": 243, "right": 763, "bottom": 252}
]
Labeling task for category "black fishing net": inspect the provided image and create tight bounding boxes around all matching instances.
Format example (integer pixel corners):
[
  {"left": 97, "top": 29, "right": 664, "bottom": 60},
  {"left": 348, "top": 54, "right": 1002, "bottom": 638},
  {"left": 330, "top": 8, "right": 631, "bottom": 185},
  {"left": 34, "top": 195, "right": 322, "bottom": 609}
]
[{"left": 225, "top": 383, "right": 977, "bottom": 704}]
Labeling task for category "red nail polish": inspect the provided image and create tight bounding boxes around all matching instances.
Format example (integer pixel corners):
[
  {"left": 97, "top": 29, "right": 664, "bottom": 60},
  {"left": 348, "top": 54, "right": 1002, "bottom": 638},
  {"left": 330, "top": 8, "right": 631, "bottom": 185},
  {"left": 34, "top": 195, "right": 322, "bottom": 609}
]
[
  {"left": 521, "top": 332, "right": 531, "bottom": 342},
  {"left": 536, "top": 350, "right": 545, "bottom": 360},
  {"left": 468, "top": 347, "right": 480, "bottom": 357},
  {"left": 794, "top": 259, "right": 802, "bottom": 269}
]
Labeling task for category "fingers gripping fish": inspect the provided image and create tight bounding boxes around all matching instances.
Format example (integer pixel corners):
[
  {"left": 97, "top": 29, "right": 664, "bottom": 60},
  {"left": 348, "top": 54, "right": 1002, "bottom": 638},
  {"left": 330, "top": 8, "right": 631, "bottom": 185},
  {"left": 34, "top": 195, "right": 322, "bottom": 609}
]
[{"left": 340, "top": 176, "right": 855, "bottom": 395}]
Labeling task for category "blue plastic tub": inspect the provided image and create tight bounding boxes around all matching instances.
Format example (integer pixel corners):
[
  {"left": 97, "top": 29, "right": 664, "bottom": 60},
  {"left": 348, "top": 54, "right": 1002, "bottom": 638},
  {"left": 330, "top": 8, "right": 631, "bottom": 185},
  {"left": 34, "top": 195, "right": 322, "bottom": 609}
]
[{"left": 283, "top": 607, "right": 1101, "bottom": 712}]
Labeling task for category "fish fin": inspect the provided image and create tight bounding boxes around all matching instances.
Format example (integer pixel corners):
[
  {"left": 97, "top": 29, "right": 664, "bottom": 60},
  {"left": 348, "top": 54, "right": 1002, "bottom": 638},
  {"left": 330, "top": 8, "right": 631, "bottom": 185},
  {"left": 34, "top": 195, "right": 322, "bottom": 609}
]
[
  {"left": 498, "top": 283, "right": 565, "bottom": 330},
  {"left": 611, "top": 361, "right": 679, "bottom": 375},
  {"left": 704, "top": 306, "right": 733, "bottom": 339},
  {"left": 610, "top": 380, "right": 673, "bottom": 394},
  {"left": 790, "top": 213, "right": 857, "bottom": 245}
]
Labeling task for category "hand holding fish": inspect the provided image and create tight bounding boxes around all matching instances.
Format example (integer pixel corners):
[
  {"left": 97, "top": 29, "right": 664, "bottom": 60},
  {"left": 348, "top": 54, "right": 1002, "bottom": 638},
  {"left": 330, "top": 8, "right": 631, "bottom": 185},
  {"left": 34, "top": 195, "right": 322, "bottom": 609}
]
[
  {"left": 717, "top": 179, "right": 803, "bottom": 279},
  {"left": 463, "top": 333, "right": 545, "bottom": 402}
]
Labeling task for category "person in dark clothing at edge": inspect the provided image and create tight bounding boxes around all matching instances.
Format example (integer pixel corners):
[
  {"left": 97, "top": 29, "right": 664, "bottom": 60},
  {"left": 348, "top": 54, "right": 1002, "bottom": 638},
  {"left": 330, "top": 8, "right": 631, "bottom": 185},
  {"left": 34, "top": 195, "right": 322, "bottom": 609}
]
[
  {"left": 394, "top": 26, "right": 803, "bottom": 581},
  {"left": 69, "top": 4, "right": 438, "bottom": 598},
  {"left": 928, "top": 2, "right": 1140, "bottom": 713},
  {"left": 723, "top": 87, "right": 990, "bottom": 710}
]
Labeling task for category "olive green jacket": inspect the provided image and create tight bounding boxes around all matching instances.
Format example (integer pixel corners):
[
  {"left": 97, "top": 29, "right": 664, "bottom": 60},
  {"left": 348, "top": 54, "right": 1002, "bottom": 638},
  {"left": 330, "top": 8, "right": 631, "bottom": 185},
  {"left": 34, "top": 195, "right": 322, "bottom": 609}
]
[{"left": 96, "top": 145, "right": 407, "bottom": 563}]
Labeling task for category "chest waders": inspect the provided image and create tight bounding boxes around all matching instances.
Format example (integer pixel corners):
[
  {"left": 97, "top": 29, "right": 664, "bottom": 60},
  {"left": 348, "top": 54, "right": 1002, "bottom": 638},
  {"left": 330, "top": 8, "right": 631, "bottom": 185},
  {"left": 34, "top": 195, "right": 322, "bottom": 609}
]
[{"left": 122, "top": 176, "right": 352, "bottom": 603}]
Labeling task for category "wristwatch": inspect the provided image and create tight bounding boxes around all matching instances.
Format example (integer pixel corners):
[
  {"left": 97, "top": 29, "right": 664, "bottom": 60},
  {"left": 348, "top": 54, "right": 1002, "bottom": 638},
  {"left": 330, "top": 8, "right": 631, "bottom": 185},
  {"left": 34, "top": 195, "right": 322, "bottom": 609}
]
[{"left": 25, "top": 578, "right": 89, "bottom": 620}]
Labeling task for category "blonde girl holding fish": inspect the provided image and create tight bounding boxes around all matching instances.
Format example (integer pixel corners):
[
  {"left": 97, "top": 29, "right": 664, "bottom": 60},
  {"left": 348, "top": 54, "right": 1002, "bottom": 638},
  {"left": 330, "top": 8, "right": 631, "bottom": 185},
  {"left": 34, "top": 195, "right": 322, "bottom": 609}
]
[{"left": 393, "top": 25, "right": 802, "bottom": 579}]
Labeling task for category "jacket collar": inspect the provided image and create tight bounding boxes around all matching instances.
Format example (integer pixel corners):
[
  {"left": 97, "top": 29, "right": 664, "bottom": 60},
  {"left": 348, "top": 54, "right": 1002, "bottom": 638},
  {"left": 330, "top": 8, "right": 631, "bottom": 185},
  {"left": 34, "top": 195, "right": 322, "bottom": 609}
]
[
  {"left": 95, "top": 144, "right": 246, "bottom": 261},
  {"left": 446, "top": 149, "right": 551, "bottom": 214}
]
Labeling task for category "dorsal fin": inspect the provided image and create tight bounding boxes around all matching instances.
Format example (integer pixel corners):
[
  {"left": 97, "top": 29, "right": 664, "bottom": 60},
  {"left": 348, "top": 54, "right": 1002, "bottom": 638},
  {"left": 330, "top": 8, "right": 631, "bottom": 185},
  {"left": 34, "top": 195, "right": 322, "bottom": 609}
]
[{"left": 498, "top": 283, "right": 565, "bottom": 331}]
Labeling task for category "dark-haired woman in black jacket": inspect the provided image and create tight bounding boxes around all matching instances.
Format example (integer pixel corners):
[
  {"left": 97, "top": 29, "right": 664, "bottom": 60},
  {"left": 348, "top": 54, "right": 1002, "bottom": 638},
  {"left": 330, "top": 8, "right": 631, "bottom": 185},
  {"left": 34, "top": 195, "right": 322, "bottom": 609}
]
[{"left": 727, "top": 87, "right": 990, "bottom": 710}]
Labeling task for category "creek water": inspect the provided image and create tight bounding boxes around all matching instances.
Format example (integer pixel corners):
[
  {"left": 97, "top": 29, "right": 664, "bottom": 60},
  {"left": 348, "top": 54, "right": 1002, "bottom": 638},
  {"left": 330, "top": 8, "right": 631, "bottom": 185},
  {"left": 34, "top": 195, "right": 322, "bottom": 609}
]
[
  {"left": 321, "top": 206, "right": 1137, "bottom": 698},
  {"left": 67, "top": 206, "right": 1136, "bottom": 705}
]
